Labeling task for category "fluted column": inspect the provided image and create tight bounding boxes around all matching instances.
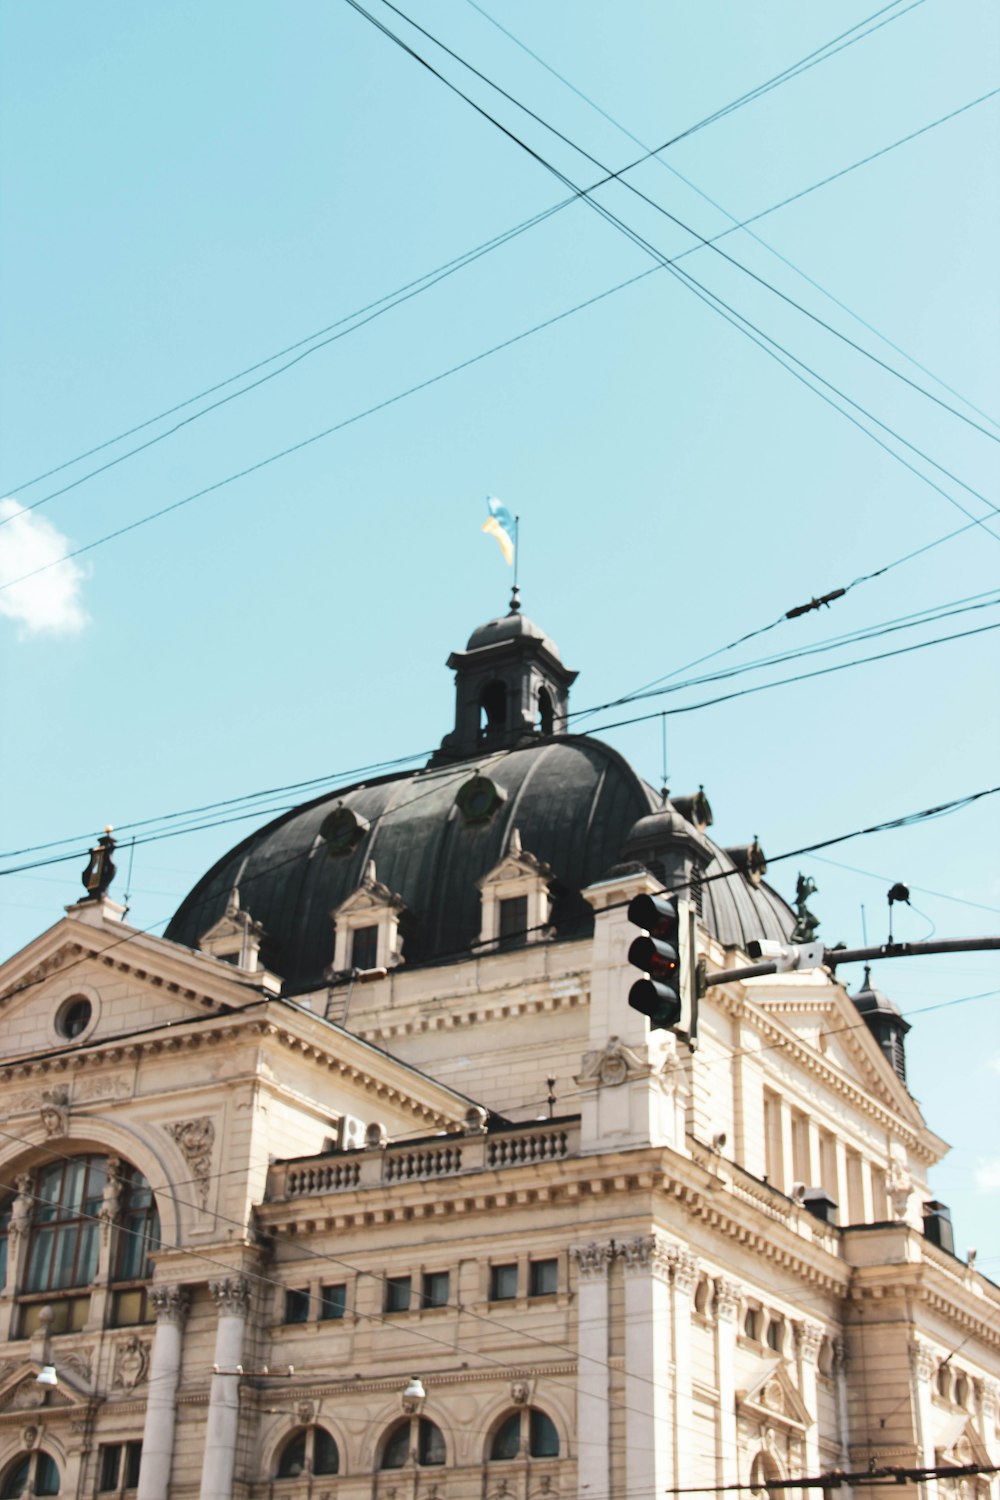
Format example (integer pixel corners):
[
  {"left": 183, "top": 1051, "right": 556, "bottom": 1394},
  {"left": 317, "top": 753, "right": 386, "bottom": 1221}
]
[
  {"left": 199, "top": 1276, "right": 251, "bottom": 1500},
  {"left": 715, "top": 1279, "right": 741, "bottom": 1487},
  {"left": 795, "top": 1321, "right": 824, "bottom": 1476},
  {"left": 137, "top": 1286, "right": 190, "bottom": 1500},
  {"left": 570, "top": 1241, "right": 615, "bottom": 1499},
  {"left": 621, "top": 1235, "right": 674, "bottom": 1500}
]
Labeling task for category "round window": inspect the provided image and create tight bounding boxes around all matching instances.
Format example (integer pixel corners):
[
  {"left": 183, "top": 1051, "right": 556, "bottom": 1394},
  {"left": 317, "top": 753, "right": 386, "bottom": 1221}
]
[{"left": 56, "top": 997, "right": 92, "bottom": 1039}]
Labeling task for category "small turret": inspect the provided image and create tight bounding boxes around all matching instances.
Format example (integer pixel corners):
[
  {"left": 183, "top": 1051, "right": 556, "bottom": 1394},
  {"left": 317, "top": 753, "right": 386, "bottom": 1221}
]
[{"left": 851, "top": 966, "right": 911, "bottom": 1084}]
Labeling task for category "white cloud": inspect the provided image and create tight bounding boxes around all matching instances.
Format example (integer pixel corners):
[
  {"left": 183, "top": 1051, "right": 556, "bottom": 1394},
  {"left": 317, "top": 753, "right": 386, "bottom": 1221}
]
[
  {"left": 0, "top": 499, "right": 88, "bottom": 637},
  {"left": 975, "top": 1158, "right": 1000, "bottom": 1193}
]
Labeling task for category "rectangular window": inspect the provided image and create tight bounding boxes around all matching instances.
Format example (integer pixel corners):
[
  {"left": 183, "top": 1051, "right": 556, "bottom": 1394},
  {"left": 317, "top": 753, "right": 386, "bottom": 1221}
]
[
  {"left": 319, "top": 1283, "right": 346, "bottom": 1320},
  {"left": 490, "top": 1263, "right": 518, "bottom": 1301},
  {"left": 99, "top": 1441, "right": 143, "bottom": 1492},
  {"left": 384, "top": 1275, "right": 411, "bottom": 1313},
  {"left": 498, "top": 896, "right": 528, "bottom": 950},
  {"left": 528, "top": 1258, "right": 558, "bottom": 1297},
  {"left": 421, "top": 1271, "right": 450, "bottom": 1308},
  {"left": 110, "top": 1288, "right": 153, "bottom": 1327},
  {"left": 99, "top": 1445, "right": 122, "bottom": 1492},
  {"left": 284, "top": 1288, "right": 310, "bottom": 1324},
  {"left": 351, "top": 925, "right": 379, "bottom": 970},
  {"left": 124, "top": 1443, "right": 142, "bottom": 1489}
]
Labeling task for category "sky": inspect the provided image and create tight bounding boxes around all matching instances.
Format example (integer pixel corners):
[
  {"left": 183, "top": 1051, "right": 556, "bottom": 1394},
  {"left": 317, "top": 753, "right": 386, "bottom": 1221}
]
[{"left": 1, "top": 1, "right": 998, "bottom": 1262}]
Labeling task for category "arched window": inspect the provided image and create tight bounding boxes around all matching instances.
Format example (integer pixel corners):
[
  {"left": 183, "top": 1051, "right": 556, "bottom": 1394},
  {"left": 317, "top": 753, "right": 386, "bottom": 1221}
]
[
  {"left": 276, "top": 1427, "right": 339, "bottom": 1478},
  {"left": 479, "top": 681, "right": 507, "bottom": 739},
  {"left": 537, "top": 687, "right": 554, "bottom": 736},
  {"left": 379, "top": 1416, "right": 445, "bottom": 1469},
  {"left": 7, "top": 1155, "right": 160, "bottom": 1335},
  {"left": 0, "top": 1451, "right": 60, "bottom": 1496},
  {"left": 751, "top": 1451, "right": 784, "bottom": 1500},
  {"left": 489, "top": 1408, "right": 559, "bottom": 1460}
]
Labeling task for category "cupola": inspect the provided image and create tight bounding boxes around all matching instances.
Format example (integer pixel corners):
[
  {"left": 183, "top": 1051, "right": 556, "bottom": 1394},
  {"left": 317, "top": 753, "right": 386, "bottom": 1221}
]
[
  {"left": 851, "top": 965, "right": 911, "bottom": 1084},
  {"left": 432, "top": 589, "right": 578, "bottom": 764}
]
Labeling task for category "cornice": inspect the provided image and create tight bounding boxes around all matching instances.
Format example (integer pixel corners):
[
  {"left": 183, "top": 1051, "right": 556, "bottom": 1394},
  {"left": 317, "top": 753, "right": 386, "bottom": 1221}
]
[
  {"left": 711, "top": 981, "right": 934, "bottom": 1159},
  {"left": 354, "top": 986, "right": 587, "bottom": 1044},
  {"left": 848, "top": 1265, "right": 1000, "bottom": 1352}
]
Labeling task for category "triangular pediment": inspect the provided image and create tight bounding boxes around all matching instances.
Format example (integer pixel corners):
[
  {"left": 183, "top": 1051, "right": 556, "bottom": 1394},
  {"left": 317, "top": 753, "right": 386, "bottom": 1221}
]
[
  {"left": 935, "top": 1414, "right": 992, "bottom": 1469},
  {"left": 738, "top": 1362, "right": 810, "bottom": 1431},
  {"left": 331, "top": 861, "right": 405, "bottom": 921},
  {"left": 0, "top": 1359, "right": 90, "bottom": 1412},
  {"left": 478, "top": 828, "right": 552, "bottom": 890}
]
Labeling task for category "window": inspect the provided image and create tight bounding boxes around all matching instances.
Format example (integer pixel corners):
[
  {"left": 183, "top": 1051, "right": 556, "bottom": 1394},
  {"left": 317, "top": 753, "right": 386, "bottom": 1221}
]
[
  {"left": 351, "top": 924, "right": 378, "bottom": 970},
  {"left": 498, "top": 896, "right": 528, "bottom": 951},
  {"left": 528, "top": 1258, "right": 558, "bottom": 1297},
  {"left": 744, "top": 1306, "right": 761, "bottom": 1341},
  {"left": 385, "top": 1275, "right": 411, "bottom": 1313},
  {"left": 489, "top": 1408, "right": 560, "bottom": 1460},
  {"left": 99, "top": 1442, "right": 142, "bottom": 1493},
  {"left": 320, "top": 1283, "right": 346, "bottom": 1320},
  {"left": 276, "top": 1427, "right": 339, "bottom": 1479},
  {"left": 537, "top": 687, "right": 554, "bottom": 736},
  {"left": 480, "top": 680, "right": 507, "bottom": 737},
  {"left": 56, "top": 996, "right": 92, "bottom": 1039},
  {"left": 1, "top": 1452, "right": 60, "bottom": 1496},
  {"left": 284, "top": 1287, "right": 310, "bottom": 1324},
  {"left": 766, "top": 1317, "right": 785, "bottom": 1353},
  {"left": 380, "top": 1416, "right": 446, "bottom": 1469},
  {"left": 421, "top": 1271, "right": 450, "bottom": 1309},
  {"left": 490, "top": 1263, "right": 518, "bottom": 1301}
]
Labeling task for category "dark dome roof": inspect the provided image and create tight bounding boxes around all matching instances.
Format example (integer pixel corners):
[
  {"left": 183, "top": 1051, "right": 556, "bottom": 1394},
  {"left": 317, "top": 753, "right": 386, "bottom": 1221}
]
[
  {"left": 465, "top": 609, "right": 561, "bottom": 658},
  {"left": 851, "top": 966, "right": 908, "bottom": 1023},
  {"left": 165, "top": 736, "right": 795, "bottom": 990}
]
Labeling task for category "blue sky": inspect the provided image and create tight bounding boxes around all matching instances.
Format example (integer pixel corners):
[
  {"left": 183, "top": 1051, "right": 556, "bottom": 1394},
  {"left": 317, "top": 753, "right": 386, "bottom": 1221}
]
[{"left": 1, "top": 1, "right": 998, "bottom": 1260}]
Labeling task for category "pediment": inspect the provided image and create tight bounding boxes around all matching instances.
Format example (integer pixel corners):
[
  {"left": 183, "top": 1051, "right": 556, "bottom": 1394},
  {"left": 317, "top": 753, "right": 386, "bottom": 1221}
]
[
  {"left": 935, "top": 1414, "right": 992, "bottom": 1469},
  {"left": 738, "top": 1362, "right": 810, "bottom": 1431},
  {"left": 332, "top": 861, "right": 405, "bottom": 920},
  {"left": 0, "top": 1360, "right": 90, "bottom": 1412},
  {"left": 478, "top": 829, "right": 552, "bottom": 890}
]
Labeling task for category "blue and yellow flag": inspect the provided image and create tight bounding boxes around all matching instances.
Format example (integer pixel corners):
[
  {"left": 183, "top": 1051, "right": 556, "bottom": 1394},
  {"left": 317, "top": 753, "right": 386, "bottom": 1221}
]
[{"left": 481, "top": 495, "right": 516, "bottom": 566}]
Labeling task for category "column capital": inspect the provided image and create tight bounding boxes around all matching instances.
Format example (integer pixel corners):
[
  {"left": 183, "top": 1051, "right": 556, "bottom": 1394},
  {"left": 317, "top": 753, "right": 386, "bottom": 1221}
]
[
  {"left": 570, "top": 1241, "right": 615, "bottom": 1279},
  {"left": 795, "top": 1320, "right": 825, "bottom": 1364},
  {"left": 618, "top": 1233, "right": 674, "bottom": 1282},
  {"left": 715, "top": 1278, "right": 742, "bottom": 1322},
  {"left": 150, "top": 1285, "right": 191, "bottom": 1326},
  {"left": 910, "top": 1337, "right": 936, "bottom": 1383},
  {"left": 209, "top": 1275, "right": 252, "bottom": 1318},
  {"left": 668, "top": 1246, "right": 700, "bottom": 1295}
]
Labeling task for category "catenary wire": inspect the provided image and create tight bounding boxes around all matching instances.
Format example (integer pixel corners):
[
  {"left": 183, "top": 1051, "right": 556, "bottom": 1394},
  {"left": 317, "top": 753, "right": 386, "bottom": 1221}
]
[
  {"left": 465, "top": 0, "right": 1000, "bottom": 431},
  {"left": 0, "top": 0, "right": 948, "bottom": 508},
  {"left": 362, "top": 0, "right": 1000, "bottom": 448}
]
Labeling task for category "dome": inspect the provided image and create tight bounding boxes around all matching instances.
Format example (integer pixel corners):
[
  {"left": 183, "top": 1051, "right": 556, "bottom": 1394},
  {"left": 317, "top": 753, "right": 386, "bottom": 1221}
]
[
  {"left": 465, "top": 608, "right": 561, "bottom": 660},
  {"left": 851, "top": 966, "right": 906, "bottom": 1021}
]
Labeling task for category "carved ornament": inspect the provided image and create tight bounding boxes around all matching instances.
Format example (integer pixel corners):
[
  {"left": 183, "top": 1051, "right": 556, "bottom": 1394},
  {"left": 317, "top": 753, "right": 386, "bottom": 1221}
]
[
  {"left": 150, "top": 1285, "right": 190, "bottom": 1325},
  {"left": 9, "top": 1174, "right": 34, "bottom": 1241},
  {"left": 569, "top": 1241, "right": 615, "bottom": 1279},
  {"left": 113, "top": 1336, "right": 150, "bottom": 1391},
  {"left": 39, "top": 1087, "right": 70, "bottom": 1138},
  {"left": 164, "top": 1117, "right": 215, "bottom": 1208},
  {"left": 210, "top": 1275, "right": 251, "bottom": 1317},
  {"left": 795, "top": 1321, "right": 824, "bottom": 1365},
  {"left": 715, "top": 1278, "right": 742, "bottom": 1322},
  {"left": 576, "top": 1036, "right": 648, "bottom": 1090},
  {"left": 911, "top": 1339, "right": 936, "bottom": 1383}
]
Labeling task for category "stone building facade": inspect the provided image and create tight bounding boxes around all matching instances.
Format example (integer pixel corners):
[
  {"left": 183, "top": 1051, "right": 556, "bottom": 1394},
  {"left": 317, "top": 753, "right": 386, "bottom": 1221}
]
[{"left": 0, "top": 603, "right": 997, "bottom": 1500}]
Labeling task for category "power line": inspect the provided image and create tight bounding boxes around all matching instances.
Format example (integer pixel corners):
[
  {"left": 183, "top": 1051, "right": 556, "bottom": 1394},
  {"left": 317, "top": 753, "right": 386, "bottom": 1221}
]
[
  {"left": 364, "top": 0, "right": 1000, "bottom": 449},
  {"left": 465, "top": 0, "right": 1000, "bottom": 433}
]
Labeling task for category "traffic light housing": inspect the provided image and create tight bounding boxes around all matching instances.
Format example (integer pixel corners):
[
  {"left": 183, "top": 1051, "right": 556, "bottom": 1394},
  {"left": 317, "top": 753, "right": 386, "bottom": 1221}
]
[{"left": 627, "top": 893, "right": 697, "bottom": 1038}]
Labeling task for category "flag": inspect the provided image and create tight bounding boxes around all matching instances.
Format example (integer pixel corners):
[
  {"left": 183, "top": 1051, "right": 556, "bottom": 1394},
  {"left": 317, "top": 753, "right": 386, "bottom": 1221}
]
[{"left": 481, "top": 496, "right": 516, "bottom": 566}]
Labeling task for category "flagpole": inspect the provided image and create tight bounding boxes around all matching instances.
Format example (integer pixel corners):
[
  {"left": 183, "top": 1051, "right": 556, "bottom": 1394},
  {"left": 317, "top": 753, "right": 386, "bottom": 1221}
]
[{"left": 514, "top": 515, "right": 520, "bottom": 591}]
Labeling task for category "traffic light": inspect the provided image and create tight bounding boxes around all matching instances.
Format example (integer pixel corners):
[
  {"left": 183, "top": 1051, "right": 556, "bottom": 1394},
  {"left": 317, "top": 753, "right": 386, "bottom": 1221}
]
[{"left": 627, "top": 893, "right": 697, "bottom": 1037}]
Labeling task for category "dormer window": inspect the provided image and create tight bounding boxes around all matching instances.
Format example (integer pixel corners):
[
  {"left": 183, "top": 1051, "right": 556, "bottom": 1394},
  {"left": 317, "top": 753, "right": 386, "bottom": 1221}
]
[
  {"left": 330, "top": 861, "right": 406, "bottom": 974},
  {"left": 477, "top": 829, "right": 553, "bottom": 953},
  {"left": 198, "top": 887, "right": 265, "bottom": 972}
]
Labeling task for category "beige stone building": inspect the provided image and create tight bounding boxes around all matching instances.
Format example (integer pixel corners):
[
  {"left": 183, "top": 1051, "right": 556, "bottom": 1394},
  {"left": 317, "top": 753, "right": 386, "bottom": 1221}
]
[{"left": 1, "top": 602, "right": 997, "bottom": 1500}]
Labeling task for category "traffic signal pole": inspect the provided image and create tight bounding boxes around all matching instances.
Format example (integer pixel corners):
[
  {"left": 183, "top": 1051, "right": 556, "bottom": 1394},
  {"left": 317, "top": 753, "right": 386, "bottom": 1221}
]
[{"left": 704, "top": 935, "right": 1000, "bottom": 988}]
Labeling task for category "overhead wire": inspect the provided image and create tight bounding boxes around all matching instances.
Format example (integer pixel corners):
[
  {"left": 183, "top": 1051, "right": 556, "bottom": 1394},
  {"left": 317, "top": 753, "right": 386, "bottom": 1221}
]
[{"left": 464, "top": 0, "right": 1000, "bottom": 432}]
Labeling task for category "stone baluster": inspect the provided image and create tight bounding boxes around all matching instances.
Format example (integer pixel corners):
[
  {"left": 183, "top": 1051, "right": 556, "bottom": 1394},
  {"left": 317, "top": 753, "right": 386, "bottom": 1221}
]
[{"left": 137, "top": 1285, "right": 190, "bottom": 1500}]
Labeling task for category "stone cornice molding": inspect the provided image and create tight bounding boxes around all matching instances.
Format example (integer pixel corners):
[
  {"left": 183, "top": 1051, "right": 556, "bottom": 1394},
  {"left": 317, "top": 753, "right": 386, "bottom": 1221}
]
[
  {"left": 178, "top": 1361, "right": 578, "bottom": 1405},
  {"left": 848, "top": 1265, "right": 1000, "bottom": 1352},
  {"left": 356, "top": 987, "right": 586, "bottom": 1044},
  {"left": 149, "top": 1285, "right": 190, "bottom": 1326},
  {"left": 209, "top": 1275, "right": 252, "bottom": 1318},
  {"left": 569, "top": 1241, "right": 615, "bottom": 1279}
]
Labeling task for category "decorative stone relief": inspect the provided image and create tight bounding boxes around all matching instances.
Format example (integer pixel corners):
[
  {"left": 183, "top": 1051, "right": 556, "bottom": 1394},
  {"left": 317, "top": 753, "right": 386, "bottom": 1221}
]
[
  {"left": 60, "top": 1349, "right": 93, "bottom": 1386},
  {"left": 210, "top": 1275, "right": 252, "bottom": 1317},
  {"left": 831, "top": 1338, "right": 848, "bottom": 1374},
  {"left": 715, "top": 1278, "right": 742, "bottom": 1322},
  {"left": 619, "top": 1233, "right": 674, "bottom": 1282},
  {"left": 762, "top": 1378, "right": 785, "bottom": 1414},
  {"left": 296, "top": 1401, "right": 315, "bottom": 1425},
  {"left": 150, "top": 1285, "right": 190, "bottom": 1325},
  {"left": 576, "top": 1036, "right": 649, "bottom": 1089},
  {"left": 509, "top": 1379, "right": 531, "bottom": 1407},
  {"left": 113, "top": 1336, "right": 150, "bottom": 1391},
  {"left": 164, "top": 1117, "right": 215, "bottom": 1208},
  {"left": 795, "top": 1321, "right": 824, "bottom": 1365},
  {"left": 39, "top": 1087, "right": 70, "bottom": 1138},
  {"left": 669, "top": 1247, "right": 700, "bottom": 1295},
  {"left": 9, "top": 1174, "right": 34, "bottom": 1240},
  {"left": 75, "top": 1074, "right": 130, "bottom": 1103},
  {"left": 886, "top": 1159, "right": 912, "bottom": 1220},
  {"left": 569, "top": 1241, "right": 615, "bottom": 1279},
  {"left": 9, "top": 1379, "right": 46, "bottom": 1410},
  {"left": 20, "top": 1424, "right": 40, "bottom": 1449}
]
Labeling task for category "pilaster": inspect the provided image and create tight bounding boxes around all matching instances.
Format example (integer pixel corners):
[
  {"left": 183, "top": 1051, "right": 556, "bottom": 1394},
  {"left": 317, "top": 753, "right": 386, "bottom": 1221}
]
[
  {"left": 715, "top": 1278, "right": 741, "bottom": 1487},
  {"left": 570, "top": 1240, "right": 615, "bottom": 1500},
  {"left": 621, "top": 1234, "right": 674, "bottom": 1500},
  {"left": 795, "top": 1320, "right": 824, "bottom": 1475}
]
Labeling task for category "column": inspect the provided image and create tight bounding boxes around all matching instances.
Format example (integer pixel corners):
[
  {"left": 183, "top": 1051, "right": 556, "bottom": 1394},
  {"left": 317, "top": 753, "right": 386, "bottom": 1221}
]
[
  {"left": 778, "top": 1101, "right": 795, "bottom": 1194},
  {"left": 835, "top": 1142, "right": 851, "bottom": 1227},
  {"left": 833, "top": 1338, "right": 851, "bottom": 1469},
  {"left": 569, "top": 1241, "right": 614, "bottom": 1500},
  {"left": 621, "top": 1235, "right": 674, "bottom": 1500},
  {"left": 910, "top": 1338, "right": 938, "bottom": 1500},
  {"left": 715, "top": 1280, "right": 741, "bottom": 1487},
  {"left": 137, "top": 1286, "right": 190, "bottom": 1500},
  {"left": 795, "top": 1321, "right": 824, "bottom": 1476},
  {"left": 669, "top": 1247, "right": 699, "bottom": 1490},
  {"left": 199, "top": 1276, "right": 252, "bottom": 1500}
]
